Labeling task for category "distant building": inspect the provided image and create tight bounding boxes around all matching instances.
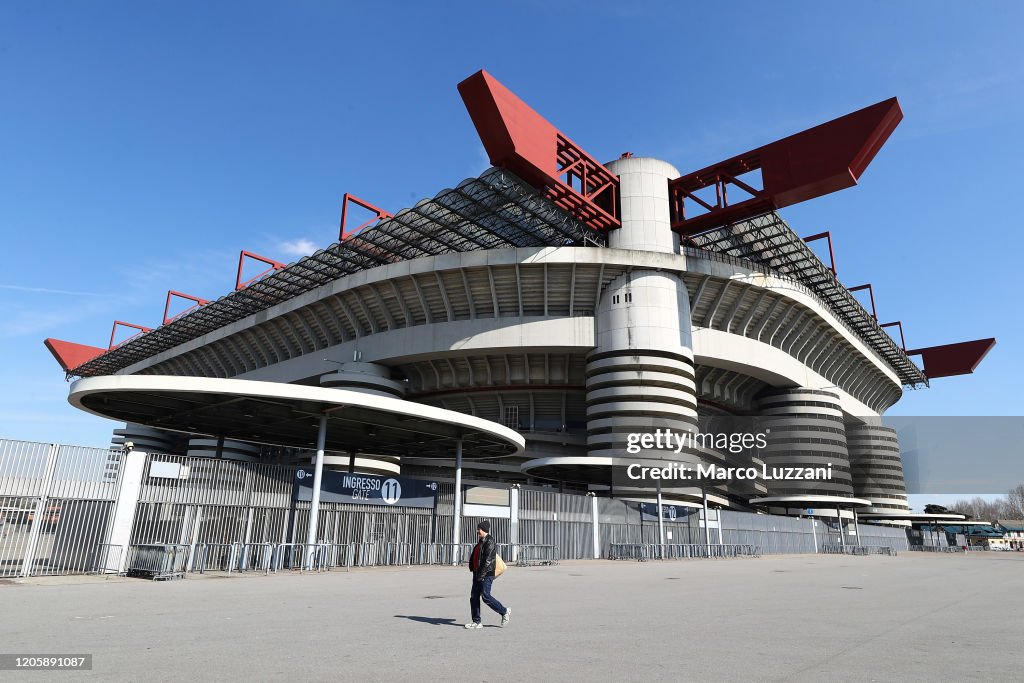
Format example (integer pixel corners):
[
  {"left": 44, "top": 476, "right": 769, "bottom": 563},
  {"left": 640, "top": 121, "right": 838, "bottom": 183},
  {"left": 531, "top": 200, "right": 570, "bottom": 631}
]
[{"left": 993, "top": 520, "right": 1024, "bottom": 550}]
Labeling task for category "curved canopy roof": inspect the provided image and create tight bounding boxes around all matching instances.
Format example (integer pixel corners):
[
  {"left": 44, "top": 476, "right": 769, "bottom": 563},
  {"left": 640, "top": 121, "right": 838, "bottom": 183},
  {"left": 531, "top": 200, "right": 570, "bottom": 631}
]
[
  {"left": 749, "top": 495, "right": 874, "bottom": 509},
  {"left": 69, "top": 375, "right": 524, "bottom": 459},
  {"left": 858, "top": 510, "right": 968, "bottom": 522}
]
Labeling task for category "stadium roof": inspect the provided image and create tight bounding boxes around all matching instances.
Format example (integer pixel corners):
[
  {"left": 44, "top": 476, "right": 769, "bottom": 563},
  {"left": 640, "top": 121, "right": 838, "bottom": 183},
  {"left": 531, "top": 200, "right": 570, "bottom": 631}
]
[
  {"left": 63, "top": 167, "right": 926, "bottom": 386},
  {"left": 690, "top": 213, "right": 928, "bottom": 387},
  {"left": 67, "top": 169, "right": 605, "bottom": 378}
]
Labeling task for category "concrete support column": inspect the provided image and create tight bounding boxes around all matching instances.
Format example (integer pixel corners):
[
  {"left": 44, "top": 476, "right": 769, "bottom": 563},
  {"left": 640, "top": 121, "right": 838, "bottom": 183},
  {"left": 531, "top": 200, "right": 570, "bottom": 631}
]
[
  {"left": 106, "top": 449, "right": 149, "bottom": 574},
  {"left": 656, "top": 480, "right": 666, "bottom": 558},
  {"left": 586, "top": 271, "right": 697, "bottom": 461},
  {"left": 604, "top": 156, "right": 680, "bottom": 254},
  {"left": 452, "top": 439, "right": 463, "bottom": 566},
  {"left": 757, "top": 389, "right": 854, "bottom": 497},
  {"left": 846, "top": 423, "right": 911, "bottom": 515},
  {"left": 304, "top": 415, "right": 328, "bottom": 569},
  {"left": 591, "top": 494, "right": 600, "bottom": 559},
  {"left": 811, "top": 514, "right": 819, "bottom": 554},
  {"left": 187, "top": 438, "right": 260, "bottom": 462},
  {"left": 586, "top": 158, "right": 699, "bottom": 498},
  {"left": 702, "top": 486, "right": 711, "bottom": 556},
  {"left": 111, "top": 424, "right": 176, "bottom": 454},
  {"left": 320, "top": 362, "right": 407, "bottom": 398},
  {"left": 510, "top": 485, "right": 520, "bottom": 563}
]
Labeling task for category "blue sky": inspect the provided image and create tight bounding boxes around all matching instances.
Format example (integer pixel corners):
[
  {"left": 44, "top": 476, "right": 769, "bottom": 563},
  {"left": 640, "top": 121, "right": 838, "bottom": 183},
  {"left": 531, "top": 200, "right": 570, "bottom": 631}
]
[{"left": 1, "top": 2, "right": 1021, "bottom": 504}]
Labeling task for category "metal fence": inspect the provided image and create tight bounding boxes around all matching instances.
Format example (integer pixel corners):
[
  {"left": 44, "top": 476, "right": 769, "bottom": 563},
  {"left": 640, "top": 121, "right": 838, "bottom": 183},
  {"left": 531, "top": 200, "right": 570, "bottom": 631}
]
[
  {"left": 0, "top": 440, "right": 124, "bottom": 577},
  {"left": 0, "top": 438, "right": 919, "bottom": 579},
  {"left": 88, "top": 543, "right": 124, "bottom": 575}
]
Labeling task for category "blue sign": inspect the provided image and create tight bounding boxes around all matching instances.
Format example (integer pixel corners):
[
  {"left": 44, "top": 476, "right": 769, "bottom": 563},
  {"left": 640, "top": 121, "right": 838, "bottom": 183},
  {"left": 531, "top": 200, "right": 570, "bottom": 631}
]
[
  {"left": 639, "top": 503, "right": 690, "bottom": 521},
  {"left": 295, "top": 469, "right": 438, "bottom": 508}
]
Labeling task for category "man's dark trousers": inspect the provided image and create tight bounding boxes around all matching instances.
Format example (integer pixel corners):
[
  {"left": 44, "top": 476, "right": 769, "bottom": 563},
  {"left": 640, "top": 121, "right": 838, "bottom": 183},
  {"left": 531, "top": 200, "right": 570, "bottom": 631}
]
[{"left": 470, "top": 576, "right": 506, "bottom": 624}]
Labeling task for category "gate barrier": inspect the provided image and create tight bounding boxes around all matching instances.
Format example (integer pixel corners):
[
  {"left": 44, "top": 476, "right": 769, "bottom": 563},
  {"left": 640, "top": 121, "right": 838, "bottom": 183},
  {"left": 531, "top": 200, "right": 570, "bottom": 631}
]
[
  {"left": 608, "top": 543, "right": 761, "bottom": 561},
  {"left": 380, "top": 542, "right": 412, "bottom": 566},
  {"left": 514, "top": 544, "right": 559, "bottom": 566},
  {"left": 193, "top": 543, "right": 238, "bottom": 573},
  {"left": 236, "top": 542, "right": 275, "bottom": 573},
  {"left": 127, "top": 544, "right": 189, "bottom": 580},
  {"left": 314, "top": 543, "right": 355, "bottom": 570},
  {"left": 88, "top": 544, "right": 124, "bottom": 575},
  {"left": 821, "top": 545, "right": 898, "bottom": 556},
  {"left": 271, "top": 543, "right": 310, "bottom": 572}
]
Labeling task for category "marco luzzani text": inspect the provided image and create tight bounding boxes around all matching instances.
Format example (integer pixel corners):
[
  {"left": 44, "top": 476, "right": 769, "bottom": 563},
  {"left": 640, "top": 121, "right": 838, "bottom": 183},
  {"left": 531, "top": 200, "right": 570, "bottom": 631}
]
[{"left": 623, "top": 428, "right": 833, "bottom": 483}]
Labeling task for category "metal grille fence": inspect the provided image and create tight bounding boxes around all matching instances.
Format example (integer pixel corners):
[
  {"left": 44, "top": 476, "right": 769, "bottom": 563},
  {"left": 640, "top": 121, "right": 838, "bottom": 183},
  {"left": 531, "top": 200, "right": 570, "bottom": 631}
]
[
  {"left": 1, "top": 439, "right": 915, "bottom": 578},
  {"left": 0, "top": 440, "right": 124, "bottom": 577},
  {"left": 721, "top": 510, "right": 817, "bottom": 554}
]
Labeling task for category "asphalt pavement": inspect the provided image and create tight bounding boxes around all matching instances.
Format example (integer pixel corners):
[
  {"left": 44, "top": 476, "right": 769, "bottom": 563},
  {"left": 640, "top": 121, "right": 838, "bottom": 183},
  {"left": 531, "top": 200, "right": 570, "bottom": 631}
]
[{"left": 2, "top": 552, "right": 1021, "bottom": 682}]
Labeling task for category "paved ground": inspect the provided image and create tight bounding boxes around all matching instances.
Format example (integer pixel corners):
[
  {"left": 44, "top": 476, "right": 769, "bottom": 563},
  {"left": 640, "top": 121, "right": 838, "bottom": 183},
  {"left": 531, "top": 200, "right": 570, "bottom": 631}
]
[{"left": 2, "top": 552, "right": 1023, "bottom": 682}]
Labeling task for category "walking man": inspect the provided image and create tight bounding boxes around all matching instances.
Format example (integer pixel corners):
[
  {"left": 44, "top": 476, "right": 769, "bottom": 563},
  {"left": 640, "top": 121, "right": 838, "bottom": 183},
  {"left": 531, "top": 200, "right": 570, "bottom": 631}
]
[{"left": 465, "top": 520, "right": 511, "bottom": 629}]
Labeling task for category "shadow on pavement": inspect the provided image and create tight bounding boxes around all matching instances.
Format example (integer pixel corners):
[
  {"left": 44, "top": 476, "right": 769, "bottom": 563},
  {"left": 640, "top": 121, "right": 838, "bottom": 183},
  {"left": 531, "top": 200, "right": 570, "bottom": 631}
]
[{"left": 394, "top": 615, "right": 462, "bottom": 627}]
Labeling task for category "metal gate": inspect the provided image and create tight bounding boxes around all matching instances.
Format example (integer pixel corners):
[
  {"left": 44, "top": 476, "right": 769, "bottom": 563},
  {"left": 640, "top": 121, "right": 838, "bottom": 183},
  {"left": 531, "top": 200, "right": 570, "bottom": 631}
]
[{"left": 0, "top": 439, "right": 125, "bottom": 577}]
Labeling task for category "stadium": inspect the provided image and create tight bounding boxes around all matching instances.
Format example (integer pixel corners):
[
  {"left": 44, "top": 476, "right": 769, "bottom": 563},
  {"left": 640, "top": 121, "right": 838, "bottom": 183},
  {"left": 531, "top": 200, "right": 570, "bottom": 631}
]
[{"left": 34, "top": 70, "right": 996, "bottom": 569}]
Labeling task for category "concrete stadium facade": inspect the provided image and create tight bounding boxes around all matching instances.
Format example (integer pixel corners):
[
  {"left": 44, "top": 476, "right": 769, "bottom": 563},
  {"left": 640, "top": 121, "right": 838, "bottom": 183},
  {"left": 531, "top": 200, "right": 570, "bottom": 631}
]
[{"left": 84, "top": 155, "right": 911, "bottom": 519}]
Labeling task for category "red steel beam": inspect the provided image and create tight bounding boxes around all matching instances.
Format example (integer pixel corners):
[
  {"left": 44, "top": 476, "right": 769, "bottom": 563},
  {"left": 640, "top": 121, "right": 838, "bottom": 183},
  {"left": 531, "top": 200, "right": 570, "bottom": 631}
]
[
  {"left": 458, "top": 69, "right": 620, "bottom": 232},
  {"left": 235, "top": 250, "right": 285, "bottom": 291},
  {"left": 803, "top": 231, "right": 837, "bottom": 274},
  {"left": 880, "top": 321, "right": 906, "bottom": 352},
  {"left": 847, "top": 283, "right": 877, "bottom": 320},
  {"left": 43, "top": 338, "right": 105, "bottom": 372},
  {"left": 906, "top": 338, "right": 996, "bottom": 379},
  {"left": 670, "top": 97, "right": 903, "bottom": 235},
  {"left": 109, "top": 321, "right": 152, "bottom": 350},
  {"left": 163, "top": 290, "right": 210, "bottom": 325},
  {"left": 340, "top": 193, "right": 393, "bottom": 240}
]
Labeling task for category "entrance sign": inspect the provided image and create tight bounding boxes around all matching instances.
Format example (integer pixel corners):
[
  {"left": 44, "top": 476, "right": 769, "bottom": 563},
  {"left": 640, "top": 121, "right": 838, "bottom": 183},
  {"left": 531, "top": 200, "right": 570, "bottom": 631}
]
[
  {"left": 639, "top": 502, "right": 687, "bottom": 521},
  {"left": 296, "top": 470, "right": 437, "bottom": 508}
]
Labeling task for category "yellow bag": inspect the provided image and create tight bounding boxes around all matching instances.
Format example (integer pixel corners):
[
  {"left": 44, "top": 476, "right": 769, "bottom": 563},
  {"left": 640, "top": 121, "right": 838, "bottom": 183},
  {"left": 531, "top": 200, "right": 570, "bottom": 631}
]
[{"left": 494, "top": 553, "right": 507, "bottom": 577}]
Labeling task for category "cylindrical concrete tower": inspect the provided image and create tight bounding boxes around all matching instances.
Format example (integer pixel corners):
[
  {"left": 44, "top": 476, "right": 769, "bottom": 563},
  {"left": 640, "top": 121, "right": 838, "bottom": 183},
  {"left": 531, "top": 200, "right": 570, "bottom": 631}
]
[
  {"left": 586, "top": 157, "right": 696, "bottom": 460},
  {"left": 186, "top": 438, "right": 261, "bottom": 462},
  {"left": 604, "top": 156, "right": 681, "bottom": 254},
  {"left": 320, "top": 362, "right": 407, "bottom": 398},
  {"left": 756, "top": 388, "right": 854, "bottom": 497},
  {"left": 846, "top": 423, "right": 910, "bottom": 513},
  {"left": 317, "top": 362, "right": 404, "bottom": 475},
  {"left": 112, "top": 423, "right": 178, "bottom": 453}
]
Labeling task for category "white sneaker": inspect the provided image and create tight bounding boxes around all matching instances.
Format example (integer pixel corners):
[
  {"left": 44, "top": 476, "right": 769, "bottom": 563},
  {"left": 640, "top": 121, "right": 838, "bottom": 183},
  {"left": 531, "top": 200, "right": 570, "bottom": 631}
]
[
  {"left": 464, "top": 622, "right": 482, "bottom": 629},
  {"left": 501, "top": 608, "right": 511, "bottom": 626}
]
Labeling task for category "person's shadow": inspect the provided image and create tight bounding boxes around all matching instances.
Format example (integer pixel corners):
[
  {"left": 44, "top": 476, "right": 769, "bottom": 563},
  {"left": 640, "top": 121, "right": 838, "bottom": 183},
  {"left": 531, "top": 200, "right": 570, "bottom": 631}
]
[{"left": 394, "top": 615, "right": 462, "bottom": 627}]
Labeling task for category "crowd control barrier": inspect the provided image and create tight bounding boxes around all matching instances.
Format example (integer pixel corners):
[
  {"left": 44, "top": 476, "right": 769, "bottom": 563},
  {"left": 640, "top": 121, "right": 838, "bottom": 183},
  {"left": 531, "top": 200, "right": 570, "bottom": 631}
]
[
  {"left": 87, "top": 543, "right": 124, "bottom": 575},
  {"left": 513, "top": 544, "right": 559, "bottom": 566},
  {"left": 127, "top": 544, "right": 189, "bottom": 580},
  {"left": 608, "top": 543, "right": 761, "bottom": 561}
]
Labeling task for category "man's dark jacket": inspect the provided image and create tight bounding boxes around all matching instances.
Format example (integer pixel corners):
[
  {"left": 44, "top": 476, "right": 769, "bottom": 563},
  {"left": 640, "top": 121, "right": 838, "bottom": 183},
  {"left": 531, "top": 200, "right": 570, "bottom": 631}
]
[{"left": 468, "top": 534, "right": 497, "bottom": 581}]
